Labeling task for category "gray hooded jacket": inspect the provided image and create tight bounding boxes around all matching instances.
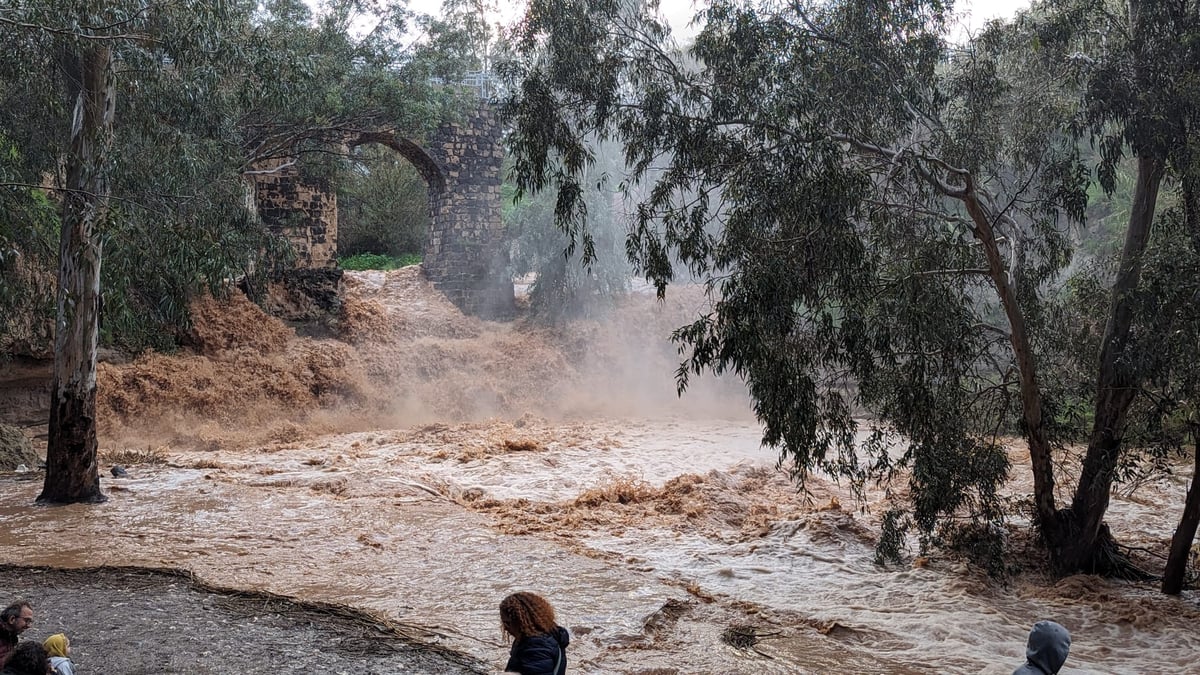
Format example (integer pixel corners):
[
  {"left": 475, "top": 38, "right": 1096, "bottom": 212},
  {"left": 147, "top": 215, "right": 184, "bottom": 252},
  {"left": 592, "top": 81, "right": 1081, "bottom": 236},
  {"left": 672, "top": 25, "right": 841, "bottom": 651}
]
[{"left": 1013, "top": 620, "right": 1071, "bottom": 675}]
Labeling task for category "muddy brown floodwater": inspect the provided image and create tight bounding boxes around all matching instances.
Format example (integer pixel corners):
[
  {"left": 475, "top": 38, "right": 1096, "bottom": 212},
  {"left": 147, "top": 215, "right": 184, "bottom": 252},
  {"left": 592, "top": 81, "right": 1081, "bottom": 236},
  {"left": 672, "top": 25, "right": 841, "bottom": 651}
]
[{"left": 2, "top": 267, "right": 1200, "bottom": 674}]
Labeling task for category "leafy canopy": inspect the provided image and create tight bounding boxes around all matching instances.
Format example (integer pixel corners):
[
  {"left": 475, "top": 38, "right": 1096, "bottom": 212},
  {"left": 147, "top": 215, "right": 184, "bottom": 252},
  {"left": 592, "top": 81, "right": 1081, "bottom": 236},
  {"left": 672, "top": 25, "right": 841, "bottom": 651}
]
[
  {"left": 0, "top": 0, "right": 480, "bottom": 352},
  {"left": 502, "top": 0, "right": 1097, "bottom": 554}
]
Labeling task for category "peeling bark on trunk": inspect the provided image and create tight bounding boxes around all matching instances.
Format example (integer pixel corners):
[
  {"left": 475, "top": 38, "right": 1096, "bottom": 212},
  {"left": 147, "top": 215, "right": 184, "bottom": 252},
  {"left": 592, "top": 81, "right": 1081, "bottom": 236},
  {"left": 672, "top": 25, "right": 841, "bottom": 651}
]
[
  {"left": 39, "top": 45, "right": 115, "bottom": 505},
  {"left": 1163, "top": 428, "right": 1200, "bottom": 594}
]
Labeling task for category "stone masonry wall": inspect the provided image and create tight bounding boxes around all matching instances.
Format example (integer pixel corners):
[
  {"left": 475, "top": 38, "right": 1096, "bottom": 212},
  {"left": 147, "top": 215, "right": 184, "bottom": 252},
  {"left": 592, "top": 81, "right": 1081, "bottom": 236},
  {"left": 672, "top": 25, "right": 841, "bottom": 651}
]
[
  {"left": 252, "top": 164, "right": 338, "bottom": 270},
  {"left": 252, "top": 107, "right": 513, "bottom": 319},
  {"left": 419, "top": 108, "right": 513, "bottom": 318}
]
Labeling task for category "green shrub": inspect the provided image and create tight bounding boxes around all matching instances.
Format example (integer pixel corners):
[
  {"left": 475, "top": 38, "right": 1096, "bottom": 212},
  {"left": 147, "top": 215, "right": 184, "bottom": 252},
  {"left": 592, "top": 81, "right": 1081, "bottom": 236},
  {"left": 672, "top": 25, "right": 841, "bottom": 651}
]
[
  {"left": 336, "top": 147, "right": 430, "bottom": 257},
  {"left": 338, "top": 252, "right": 421, "bottom": 271}
]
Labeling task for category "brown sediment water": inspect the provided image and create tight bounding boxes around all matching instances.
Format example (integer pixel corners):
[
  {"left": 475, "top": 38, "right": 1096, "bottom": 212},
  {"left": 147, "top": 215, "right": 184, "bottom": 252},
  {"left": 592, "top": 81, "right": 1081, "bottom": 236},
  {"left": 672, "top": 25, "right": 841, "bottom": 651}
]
[{"left": 3, "top": 268, "right": 1200, "bottom": 673}]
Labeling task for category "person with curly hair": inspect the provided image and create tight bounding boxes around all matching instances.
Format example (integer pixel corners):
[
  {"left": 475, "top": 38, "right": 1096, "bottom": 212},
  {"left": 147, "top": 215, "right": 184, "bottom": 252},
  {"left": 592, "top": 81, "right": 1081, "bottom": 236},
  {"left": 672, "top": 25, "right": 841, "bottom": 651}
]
[
  {"left": 500, "top": 592, "right": 569, "bottom": 675},
  {"left": 0, "top": 641, "right": 50, "bottom": 675}
]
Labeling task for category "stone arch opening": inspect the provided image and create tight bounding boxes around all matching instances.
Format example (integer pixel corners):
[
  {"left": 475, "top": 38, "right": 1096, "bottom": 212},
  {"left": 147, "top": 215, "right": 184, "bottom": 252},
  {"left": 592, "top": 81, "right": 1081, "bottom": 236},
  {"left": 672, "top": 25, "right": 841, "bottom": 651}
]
[
  {"left": 350, "top": 132, "right": 447, "bottom": 195},
  {"left": 343, "top": 134, "right": 443, "bottom": 265},
  {"left": 253, "top": 108, "right": 514, "bottom": 319}
]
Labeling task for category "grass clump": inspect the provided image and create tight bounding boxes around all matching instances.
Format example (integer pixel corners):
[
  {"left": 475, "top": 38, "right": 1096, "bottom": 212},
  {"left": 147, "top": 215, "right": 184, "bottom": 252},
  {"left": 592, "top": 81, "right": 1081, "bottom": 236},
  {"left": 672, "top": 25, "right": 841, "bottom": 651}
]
[
  {"left": 100, "top": 445, "right": 170, "bottom": 466},
  {"left": 338, "top": 253, "right": 421, "bottom": 271}
]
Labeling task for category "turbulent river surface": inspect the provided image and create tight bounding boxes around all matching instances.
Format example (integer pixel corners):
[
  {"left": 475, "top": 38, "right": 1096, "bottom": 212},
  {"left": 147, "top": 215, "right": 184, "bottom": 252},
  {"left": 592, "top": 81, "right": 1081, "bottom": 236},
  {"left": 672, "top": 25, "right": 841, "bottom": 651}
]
[{"left": 2, "top": 268, "right": 1199, "bottom": 674}]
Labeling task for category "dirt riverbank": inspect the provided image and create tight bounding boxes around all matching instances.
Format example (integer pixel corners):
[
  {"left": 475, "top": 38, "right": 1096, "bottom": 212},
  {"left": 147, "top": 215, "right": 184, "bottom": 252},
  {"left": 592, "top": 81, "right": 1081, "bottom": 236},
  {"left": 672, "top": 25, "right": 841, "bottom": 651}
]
[{"left": 0, "top": 564, "right": 486, "bottom": 674}]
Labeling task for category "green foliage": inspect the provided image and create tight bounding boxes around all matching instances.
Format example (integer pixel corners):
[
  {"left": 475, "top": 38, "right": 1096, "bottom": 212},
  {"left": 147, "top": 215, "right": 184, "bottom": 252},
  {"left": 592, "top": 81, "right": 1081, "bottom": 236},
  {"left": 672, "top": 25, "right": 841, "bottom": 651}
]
[
  {"left": 936, "top": 521, "right": 1015, "bottom": 580},
  {"left": 0, "top": 22, "right": 65, "bottom": 353},
  {"left": 1114, "top": 207, "right": 1200, "bottom": 477},
  {"left": 504, "top": 150, "right": 630, "bottom": 320},
  {"left": 0, "top": 0, "right": 480, "bottom": 352},
  {"left": 1078, "top": 160, "right": 1136, "bottom": 258},
  {"left": 336, "top": 146, "right": 430, "bottom": 257},
  {"left": 338, "top": 252, "right": 421, "bottom": 270},
  {"left": 503, "top": 0, "right": 1078, "bottom": 547},
  {"left": 100, "top": 207, "right": 291, "bottom": 353},
  {"left": 1032, "top": 258, "right": 1112, "bottom": 443},
  {"left": 876, "top": 509, "right": 910, "bottom": 565},
  {"left": 239, "top": 0, "right": 479, "bottom": 171},
  {"left": 411, "top": 0, "right": 500, "bottom": 86},
  {"left": 0, "top": 186, "right": 58, "bottom": 353},
  {"left": 504, "top": 0, "right": 1200, "bottom": 571}
]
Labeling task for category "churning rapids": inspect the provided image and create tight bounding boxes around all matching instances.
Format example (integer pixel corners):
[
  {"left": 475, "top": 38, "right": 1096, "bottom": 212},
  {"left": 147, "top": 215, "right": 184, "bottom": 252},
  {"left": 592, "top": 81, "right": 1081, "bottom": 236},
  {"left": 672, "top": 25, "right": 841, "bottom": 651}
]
[{"left": 2, "top": 268, "right": 1199, "bottom": 674}]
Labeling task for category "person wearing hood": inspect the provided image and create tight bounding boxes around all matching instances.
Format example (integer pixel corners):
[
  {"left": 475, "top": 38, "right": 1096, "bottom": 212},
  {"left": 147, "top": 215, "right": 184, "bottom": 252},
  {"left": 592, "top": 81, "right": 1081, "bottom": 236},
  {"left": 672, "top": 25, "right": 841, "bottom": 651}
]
[
  {"left": 41, "top": 634, "right": 73, "bottom": 675},
  {"left": 1014, "top": 620, "right": 1071, "bottom": 675},
  {"left": 500, "top": 592, "right": 569, "bottom": 675}
]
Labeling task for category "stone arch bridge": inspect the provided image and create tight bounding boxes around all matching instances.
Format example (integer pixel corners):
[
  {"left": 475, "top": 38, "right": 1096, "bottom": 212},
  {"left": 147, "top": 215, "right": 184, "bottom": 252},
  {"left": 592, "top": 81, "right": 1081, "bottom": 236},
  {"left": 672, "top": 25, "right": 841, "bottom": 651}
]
[{"left": 251, "top": 108, "right": 514, "bottom": 319}]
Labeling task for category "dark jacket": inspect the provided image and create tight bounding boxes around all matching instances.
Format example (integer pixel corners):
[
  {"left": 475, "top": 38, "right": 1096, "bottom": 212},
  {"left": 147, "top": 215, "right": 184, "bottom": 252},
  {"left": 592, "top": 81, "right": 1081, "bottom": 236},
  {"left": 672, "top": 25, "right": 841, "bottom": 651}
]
[
  {"left": 1013, "top": 620, "right": 1071, "bottom": 675},
  {"left": 505, "top": 626, "right": 569, "bottom": 675},
  {"left": 0, "top": 628, "right": 16, "bottom": 670}
]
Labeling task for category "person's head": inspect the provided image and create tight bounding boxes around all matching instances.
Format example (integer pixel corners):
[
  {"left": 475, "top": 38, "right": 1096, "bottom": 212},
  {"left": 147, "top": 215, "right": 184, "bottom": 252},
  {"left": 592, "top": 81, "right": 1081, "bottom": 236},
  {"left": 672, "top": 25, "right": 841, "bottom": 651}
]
[
  {"left": 4, "top": 641, "right": 50, "bottom": 675},
  {"left": 499, "top": 592, "right": 557, "bottom": 641},
  {"left": 1025, "top": 620, "right": 1071, "bottom": 674},
  {"left": 0, "top": 601, "right": 32, "bottom": 636},
  {"left": 42, "top": 633, "right": 69, "bottom": 658}
]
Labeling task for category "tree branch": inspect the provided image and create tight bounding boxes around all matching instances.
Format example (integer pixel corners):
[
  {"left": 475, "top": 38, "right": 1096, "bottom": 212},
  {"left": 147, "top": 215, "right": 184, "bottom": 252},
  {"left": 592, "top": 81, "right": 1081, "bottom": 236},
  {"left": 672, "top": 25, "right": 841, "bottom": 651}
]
[
  {"left": 0, "top": 182, "right": 163, "bottom": 213},
  {"left": 832, "top": 133, "right": 969, "bottom": 198},
  {"left": 0, "top": 14, "right": 159, "bottom": 43}
]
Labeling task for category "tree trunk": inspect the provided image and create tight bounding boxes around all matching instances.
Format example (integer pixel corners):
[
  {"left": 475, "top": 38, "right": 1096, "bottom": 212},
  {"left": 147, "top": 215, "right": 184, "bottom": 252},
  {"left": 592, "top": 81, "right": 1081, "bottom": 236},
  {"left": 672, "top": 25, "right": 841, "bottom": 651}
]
[
  {"left": 1164, "top": 154, "right": 1200, "bottom": 594},
  {"left": 1163, "top": 428, "right": 1200, "bottom": 594},
  {"left": 961, "top": 180, "right": 1059, "bottom": 539},
  {"left": 1059, "top": 154, "right": 1164, "bottom": 570},
  {"left": 39, "top": 45, "right": 116, "bottom": 504}
]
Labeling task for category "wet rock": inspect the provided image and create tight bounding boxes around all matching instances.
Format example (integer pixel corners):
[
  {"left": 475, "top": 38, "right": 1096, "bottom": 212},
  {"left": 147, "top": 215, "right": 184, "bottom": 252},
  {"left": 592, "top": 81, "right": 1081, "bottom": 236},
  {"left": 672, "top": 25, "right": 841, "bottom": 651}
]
[
  {"left": 97, "top": 346, "right": 131, "bottom": 365},
  {"left": 250, "top": 268, "right": 345, "bottom": 329},
  {"left": 0, "top": 423, "right": 38, "bottom": 471},
  {"left": 111, "top": 465, "right": 128, "bottom": 477}
]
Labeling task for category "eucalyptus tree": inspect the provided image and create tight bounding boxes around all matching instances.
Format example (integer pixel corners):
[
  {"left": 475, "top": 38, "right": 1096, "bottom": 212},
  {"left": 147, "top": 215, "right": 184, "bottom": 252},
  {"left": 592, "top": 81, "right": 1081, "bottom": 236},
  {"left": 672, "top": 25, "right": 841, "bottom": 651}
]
[
  {"left": 0, "top": 0, "right": 233, "bottom": 503},
  {"left": 501, "top": 0, "right": 1200, "bottom": 573},
  {"left": 1113, "top": 43, "right": 1200, "bottom": 589},
  {"left": 0, "top": 0, "right": 469, "bottom": 503},
  {"left": 410, "top": 0, "right": 498, "bottom": 84},
  {"left": 504, "top": 142, "right": 631, "bottom": 320},
  {"left": 1025, "top": 0, "right": 1200, "bottom": 572},
  {"left": 236, "top": 0, "right": 461, "bottom": 172}
]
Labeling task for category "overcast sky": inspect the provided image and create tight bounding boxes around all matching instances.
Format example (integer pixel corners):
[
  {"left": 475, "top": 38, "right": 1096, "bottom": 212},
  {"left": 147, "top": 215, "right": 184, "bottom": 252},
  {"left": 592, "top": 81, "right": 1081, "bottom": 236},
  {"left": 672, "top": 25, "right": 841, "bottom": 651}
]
[
  {"left": 661, "top": 0, "right": 1031, "bottom": 40},
  {"left": 401, "top": 0, "right": 1033, "bottom": 38},
  {"left": 314, "top": 0, "right": 1033, "bottom": 44}
]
